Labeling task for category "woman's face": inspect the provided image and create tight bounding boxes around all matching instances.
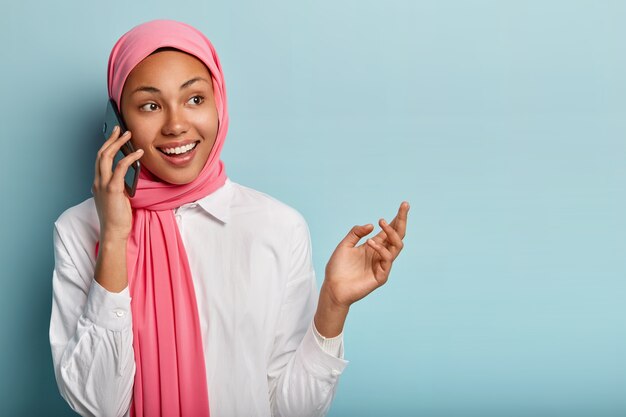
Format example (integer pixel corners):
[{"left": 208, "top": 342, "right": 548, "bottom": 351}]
[{"left": 120, "top": 49, "right": 219, "bottom": 185}]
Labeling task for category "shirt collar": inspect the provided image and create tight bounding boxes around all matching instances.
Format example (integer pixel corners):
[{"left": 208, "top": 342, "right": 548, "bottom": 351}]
[{"left": 193, "top": 177, "right": 233, "bottom": 224}]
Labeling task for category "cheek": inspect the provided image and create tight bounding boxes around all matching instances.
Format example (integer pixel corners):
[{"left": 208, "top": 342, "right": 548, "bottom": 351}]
[
  {"left": 198, "top": 117, "right": 218, "bottom": 135},
  {"left": 127, "top": 122, "right": 157, "bottom": 149},
  {"left": 129, "top": 137, "right": 154, "bottom": 155},
  {"left": 196, "top": 106, "right": 219, "bottom": 131}
]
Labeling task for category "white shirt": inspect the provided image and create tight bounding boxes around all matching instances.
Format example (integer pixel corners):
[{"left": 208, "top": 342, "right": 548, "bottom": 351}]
[{"left": 49, "top": 177, "right": 349, "bottom": 417}]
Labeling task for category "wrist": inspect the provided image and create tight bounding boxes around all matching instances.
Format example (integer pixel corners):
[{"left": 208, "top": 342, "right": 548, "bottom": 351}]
[
  {"left": 319, "top": 287, "right": 350, "bottom": 315},
  {"left": 100, "top": 230, "right": 130, "bottom": 245},
  {"left": 314, "top": 286, "right": 350, "bottom": 338},
  {"left": 95, "top": 234, "right": 129, "bottom": 293}
]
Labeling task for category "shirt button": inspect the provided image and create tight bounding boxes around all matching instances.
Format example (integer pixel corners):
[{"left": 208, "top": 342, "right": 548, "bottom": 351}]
[
  {"left": 331, "top": 370, "right": 340, "bottom": 377},
  {"left": 114, "top": 310, "right": 125, "bottom": 317}
]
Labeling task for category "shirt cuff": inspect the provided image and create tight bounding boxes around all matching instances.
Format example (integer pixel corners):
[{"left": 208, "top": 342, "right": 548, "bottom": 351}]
[
  {"left": 300, "top": 320, "right": 349, "bottom": 380},
  {"left": 312, "top": 321, "right": 343, "bottom": 358},
  {"left": 84, "top": 279, "right": 132, "bottom": 331}
]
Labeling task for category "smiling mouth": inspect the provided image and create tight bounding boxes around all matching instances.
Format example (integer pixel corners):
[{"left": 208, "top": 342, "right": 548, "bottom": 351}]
[{"left": 157, "top": 141, "right": 200, "bottom": 156}]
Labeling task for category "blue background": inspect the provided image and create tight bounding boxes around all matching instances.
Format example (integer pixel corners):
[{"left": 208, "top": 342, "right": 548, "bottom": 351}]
[{"left": 1, "top": 1, "right": 624, "bottom": 416}]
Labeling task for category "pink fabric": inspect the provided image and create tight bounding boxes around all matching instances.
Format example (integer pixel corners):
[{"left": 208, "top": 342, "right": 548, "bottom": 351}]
[{"left": 106, "top": 19, "right": 230, "bottom": 417}]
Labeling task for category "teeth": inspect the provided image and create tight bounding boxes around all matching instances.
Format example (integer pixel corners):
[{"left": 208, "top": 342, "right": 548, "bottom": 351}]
[{"left": 161, "top": 142, "right": 197, "bottom": 155}]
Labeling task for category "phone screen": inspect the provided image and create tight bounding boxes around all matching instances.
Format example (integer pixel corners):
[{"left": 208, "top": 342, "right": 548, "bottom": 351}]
[{"left": 102, "top": 98, "right": 140, "bottom": 197}]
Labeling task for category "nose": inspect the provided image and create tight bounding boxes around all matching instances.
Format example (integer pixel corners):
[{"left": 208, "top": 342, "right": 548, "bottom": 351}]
[{"left": 161, "top": 106, "right": 190, "bottom": 137}]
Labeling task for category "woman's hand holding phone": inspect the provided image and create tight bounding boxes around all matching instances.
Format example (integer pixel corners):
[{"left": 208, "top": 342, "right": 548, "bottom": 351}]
[
  {"left": 92, "top": 125, "right": 143, "bottom": 293},
  {"left": 93, "top": 125, "right": 144, "bottom": 242}
]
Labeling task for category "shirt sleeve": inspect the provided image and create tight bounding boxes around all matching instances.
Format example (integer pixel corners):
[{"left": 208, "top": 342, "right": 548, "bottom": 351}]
[
  {"left": 49, "top": 222, "right": 135, "bottom": 417},
  {"left": 267, "top": 214, "right": 349, "bottom": 417},
  {"left": 312, "top": 321, "right": 343, "bottom": 358}
]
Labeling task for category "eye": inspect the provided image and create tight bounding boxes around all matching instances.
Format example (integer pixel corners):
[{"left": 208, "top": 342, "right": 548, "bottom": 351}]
[
  {"left": 139, "top": 102, "right": 159, "bottom": 112},
  {"left": 188, "top": 95, "right": 205, "bottom": 105}
]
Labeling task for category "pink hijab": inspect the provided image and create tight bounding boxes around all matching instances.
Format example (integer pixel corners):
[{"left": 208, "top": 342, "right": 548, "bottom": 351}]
[{"left": 107, "top": 19, "right": 229, "bottom": 416}]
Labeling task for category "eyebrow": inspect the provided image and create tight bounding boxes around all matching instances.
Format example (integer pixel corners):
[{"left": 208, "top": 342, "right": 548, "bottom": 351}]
[{"left": 130, "top": 77, "right": 210, "bottom": 95}]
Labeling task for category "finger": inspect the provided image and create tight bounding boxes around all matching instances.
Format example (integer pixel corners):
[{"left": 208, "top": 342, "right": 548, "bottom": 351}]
[
  {"left": 375, "top": 261, "right": 392, "bottom": 284},
  {"left": 104, "top": 124, "right": 122, "bottom": 147},
  {"left": 99, "top": 130, "right": 133, "bottom": 182},
  {"left": 366, "top": 238, "right": 393, "bottom": 283},
  {"left": 96, "top": 125, "right": 124, "bottom": 165},
  {"left": 366, "top": 237, "right": 393, "bottom": 265},
  {"left": 95, "top": 125, "right": 121, "bottom": 182},
  {"left": 101, "top": 129, "right": 133, "bottom": 159},
  {"left": 371, "top": 228, "right": 388, "bottom": 245},
  {"left": 372, "top": 201, "right": 410, "bottom": 245},
  {"left": 339, "top": 224, "right": 374, "bottom": 248},
  {"left": 378, "top": 217, "right": 404, "bottom": 259},
  {"left": 110, "top": 149, "right": 144, "bottom": 192},
  {"left": 394, "top": 201, "right": 410, "bottom": 240}
]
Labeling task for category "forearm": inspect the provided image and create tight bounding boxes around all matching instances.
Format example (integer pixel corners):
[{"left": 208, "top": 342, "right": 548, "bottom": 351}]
[
  {"left": 269, "top": 273, "right": 349, "bottom": 417},
  {"left": 51, "top": 270, "right": 135, "bottom": 417},
  {"left": 55, "top": 309, "right": 135, "bottom": 417},
  {"left": 94, "top": 235, "right": 129, "bottom": 293},
  {"left": 313, "top": 283, "right": 349, "bottom": 338},
  {"left": 270, "top": 321, "right": 348, "bottom": 417}
]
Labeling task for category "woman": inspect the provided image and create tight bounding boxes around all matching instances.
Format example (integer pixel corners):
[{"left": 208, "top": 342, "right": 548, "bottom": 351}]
[{"left": 49, "top": 19, "right": 409, "bottom": 417}]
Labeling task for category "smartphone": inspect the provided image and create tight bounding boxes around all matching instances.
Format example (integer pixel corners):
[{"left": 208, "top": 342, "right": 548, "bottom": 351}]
[{"left": 102, "top": 98, "right": 140, "bottom": 197}]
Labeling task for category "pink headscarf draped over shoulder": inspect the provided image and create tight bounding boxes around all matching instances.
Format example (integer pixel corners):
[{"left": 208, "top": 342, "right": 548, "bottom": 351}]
[{"left": 106, "top": 19, "right": 229, "bottom": 417}]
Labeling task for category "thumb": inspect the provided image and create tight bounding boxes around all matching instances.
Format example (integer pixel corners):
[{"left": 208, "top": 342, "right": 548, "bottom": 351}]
[{"left": 339, "top": 224, "right": 374, "bottom": 248}]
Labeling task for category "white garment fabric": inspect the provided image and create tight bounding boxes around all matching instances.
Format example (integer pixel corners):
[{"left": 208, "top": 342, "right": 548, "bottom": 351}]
[{"left": 49, "top": 178, "right": 349, "bottom": 417}]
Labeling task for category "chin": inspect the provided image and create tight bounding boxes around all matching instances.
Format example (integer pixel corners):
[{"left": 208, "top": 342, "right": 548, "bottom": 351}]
[
  {"left": 147, "top": 169, "right": 201, "bottom": 185},
  {"left": 164, "top": 175, "right": 200, "bottom": 185},
  {"left": 141, "top": 156, "right": 206, "bottom": 185}
]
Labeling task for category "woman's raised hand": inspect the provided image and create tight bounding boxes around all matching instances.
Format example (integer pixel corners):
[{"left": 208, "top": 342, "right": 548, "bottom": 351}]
[
  {"left": 92, "top": 125, "right": 143, "bottom": 242},
  {"left": 323, "top": 201, "right": 410, "bottom": 309},
  {"left": 314, "top": 201, "right": 409, "bottom": 337}
]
